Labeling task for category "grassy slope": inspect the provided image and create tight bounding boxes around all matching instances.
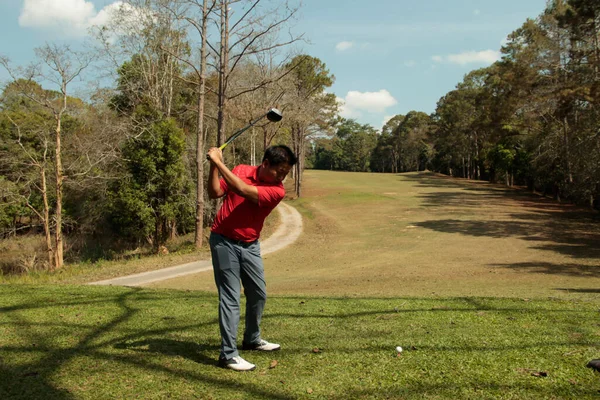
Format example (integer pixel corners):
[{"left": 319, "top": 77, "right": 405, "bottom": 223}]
[
  {"left": 1, "top": 170, "right": 600, "bottom": 399},
  {"left": 153, "top": 171, "right": 600, "bottom": 300},
  {"left": 1, "top": 284, "right": 599, "bottom": 400}
]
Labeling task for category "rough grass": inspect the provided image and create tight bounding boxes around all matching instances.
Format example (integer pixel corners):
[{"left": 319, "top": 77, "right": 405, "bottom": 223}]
[
  {"left": 153, "top": 171, "right": 600, "bottom": 300},
  {"left": 1, "top": 284, "right": 599, "bottom": 400},
  {"left": 0, "top": 211, "right": 279, "bottom": 284},
  {"left": 0, "top": 235, "right": 48, "bottom": 274}
]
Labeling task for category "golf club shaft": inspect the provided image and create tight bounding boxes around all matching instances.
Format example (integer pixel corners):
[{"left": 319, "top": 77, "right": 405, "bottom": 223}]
[{"left": 219, "top": 112, "right": 269, "bottom": 151}]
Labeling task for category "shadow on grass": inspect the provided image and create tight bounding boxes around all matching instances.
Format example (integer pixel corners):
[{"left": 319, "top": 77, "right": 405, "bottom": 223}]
[
  {"left": 0, "top": 364, "right": 75, "bottom": 400},
  {"left": 1, "top": 288, "right": 146, "bottom": 400},
  {"left": 0, "top": 287, "right": 296, "bottom": 400},
  {"left": 1, "top": 286, "right": 600, "bottom": 399},
  {"left": 555, "top": 288, "right": 600, "bottom": 294},
  {"left": 400, "top": 172, "right": 600, "bottom": 273},
  {"left": 114, "top": 339, "right": 218, "bottom": 367},
  {"left": 490, "top": 262, "right": 600, "bottom": 278}
]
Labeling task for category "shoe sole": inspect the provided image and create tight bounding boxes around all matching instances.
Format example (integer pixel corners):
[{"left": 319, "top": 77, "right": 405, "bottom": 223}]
[
  {"left": 225, "top": 365, "right": 256, "bottom": 371},
  {"left": 218, "top": 360, "right": 256, "bottom": 371},
  {"left": 242, "top": 346, "right": 281, "bottom": 351}
]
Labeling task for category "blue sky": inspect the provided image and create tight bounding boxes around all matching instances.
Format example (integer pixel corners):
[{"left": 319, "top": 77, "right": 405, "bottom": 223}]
[{"left": 0, "top": 0, "right": 548, "bottom": 130}]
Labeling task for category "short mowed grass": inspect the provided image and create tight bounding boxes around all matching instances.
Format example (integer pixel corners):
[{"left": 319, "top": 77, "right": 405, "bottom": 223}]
[
  {"left": 2, "top": 170, "right": 600, "bottom": 399},
  {"left": 1, "top": 284, "right": 599, "bottom": 399}
]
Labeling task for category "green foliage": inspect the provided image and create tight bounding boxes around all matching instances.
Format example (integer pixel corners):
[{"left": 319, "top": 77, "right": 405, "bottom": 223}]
[
  {"left": 313, "top": 119, "right": 377, "bottom": 172},
  {"left": 288, "top": 55, "right": 335, "bottom": 96},
  {"left": 107, "top": 112, "right": 193, "bottom": 249},
  {"left": 424, "top": 0, "right": 600, "bottom": 208}
]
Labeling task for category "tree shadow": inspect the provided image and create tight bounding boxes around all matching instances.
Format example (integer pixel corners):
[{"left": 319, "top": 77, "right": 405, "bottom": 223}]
[
  {"left": 0, "top": 364, "right": 76, "bottom": 400},
  {"left": 3, "top": 286, "right": 600, "bottom": 399},
  {"left": 490, "top": 262, "right": 600, "bottom": 278},
  {"left": 0, "top": 287, "right": 296, "bottom": 400},
  {"left": 402, "top": 173, "right": 600, "bottom": 271},
  {"left": 113, "top": 339, "right": 218, "bottom": 367},
  {"left": 555, "top": 288, "right": 600, "bottom": 294}
]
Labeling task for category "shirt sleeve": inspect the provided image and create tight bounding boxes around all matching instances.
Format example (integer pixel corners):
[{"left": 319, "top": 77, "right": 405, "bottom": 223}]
[
  {"left": 220, "top": 165, "right": 242, "bottom": 193},
  {"left": 219, "top": 178, "right": 228, "bottom": 193},
  {"left": 257, "top": 185, "right": 285, "bottom": 208}
]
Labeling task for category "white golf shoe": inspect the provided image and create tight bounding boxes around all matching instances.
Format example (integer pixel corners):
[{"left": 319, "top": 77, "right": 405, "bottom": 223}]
[
  {"left": 218, "top": 356, "right": 256, "bottom": 371},
  {"left": 242, "top": 339, "right": 281, "bottom": 351}
]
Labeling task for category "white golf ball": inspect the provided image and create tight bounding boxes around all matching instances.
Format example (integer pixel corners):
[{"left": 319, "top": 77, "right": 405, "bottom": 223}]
[{"left": 396, "top": 346, "right": 403, "bottom": 353}]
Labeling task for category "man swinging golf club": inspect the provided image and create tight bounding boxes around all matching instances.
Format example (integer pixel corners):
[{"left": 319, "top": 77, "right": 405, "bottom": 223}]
[{"left": 206, "top": 110, "right": 297, "bottom": 371}]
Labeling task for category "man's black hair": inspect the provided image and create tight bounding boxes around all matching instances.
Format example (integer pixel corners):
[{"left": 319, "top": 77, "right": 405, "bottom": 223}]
[{"left": 263, "top": 145, "right": 297, "bottom": 166}]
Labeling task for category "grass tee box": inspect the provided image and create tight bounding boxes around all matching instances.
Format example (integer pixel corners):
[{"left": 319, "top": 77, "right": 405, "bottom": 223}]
[{"left": 1, "top": 285, "right": 599, "bottom": 399}]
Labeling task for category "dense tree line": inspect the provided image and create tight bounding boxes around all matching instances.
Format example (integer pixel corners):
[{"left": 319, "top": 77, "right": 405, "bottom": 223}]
[
  {"left": 312, "top": 0, "right": 600, "bottom": 210},
  {"left": 0, "top": 0, "right": 335, "bottom": 271}
]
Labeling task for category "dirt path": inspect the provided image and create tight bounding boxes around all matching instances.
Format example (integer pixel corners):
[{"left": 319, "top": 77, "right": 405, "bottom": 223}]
[{"left": 89, "top": 202, "right": 303, "bottom": 287}]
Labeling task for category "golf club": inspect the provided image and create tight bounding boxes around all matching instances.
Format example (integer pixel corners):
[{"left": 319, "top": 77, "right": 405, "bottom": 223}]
[{"left": 207, "top": 108, "right": 283, "bottom": 160}]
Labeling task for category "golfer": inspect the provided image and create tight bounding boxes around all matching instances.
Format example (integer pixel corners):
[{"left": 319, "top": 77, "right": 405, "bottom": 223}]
[{"left": 206, "top": 145, "right": 297, "bottom": 371}]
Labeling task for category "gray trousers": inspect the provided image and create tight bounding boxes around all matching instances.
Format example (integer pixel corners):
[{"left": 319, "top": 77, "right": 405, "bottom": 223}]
[{"left": 209, "top": 232, "right": 267, "bottom": 360}]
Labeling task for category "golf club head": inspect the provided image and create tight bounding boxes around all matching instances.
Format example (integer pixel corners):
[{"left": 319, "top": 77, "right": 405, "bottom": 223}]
[{"left": 267, "top": 108, "right": 283, "bottom": 122}]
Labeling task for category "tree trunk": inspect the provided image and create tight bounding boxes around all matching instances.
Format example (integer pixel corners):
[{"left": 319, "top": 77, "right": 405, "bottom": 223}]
[
  {"left": 467, "top": 154, "right": 471, "bottom": 179},
  {"left": 40, "top": 164, "right": 54, "bottom": 269},
  {"left": 194, "top": 0, "right": 209, "bottom": 249},
  {"left": 53, "top": 114, "right": 64, "bottom": 269},
  {"left": 563, "top": 116, "right": 573, "bottom": 184},
  {"left": 217, "top": 0, "right": 229, "bottom": 146},
  {"left": 291, "top": 123, "right": 304, "bottom": 197}
]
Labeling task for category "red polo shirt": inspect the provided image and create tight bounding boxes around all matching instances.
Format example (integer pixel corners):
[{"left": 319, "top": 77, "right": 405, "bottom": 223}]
[{"left": 211, "top": 164, "right": 285, "bottom": 242}]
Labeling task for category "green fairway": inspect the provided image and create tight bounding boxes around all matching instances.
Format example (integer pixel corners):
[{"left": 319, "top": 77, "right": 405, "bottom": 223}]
[
  {"left": 153, "top": 170, "right": 600, "bottom": 300},
  {"left": 1, "top": 284, "right": 599, "bottom": 399},
  {"left": 2, "top": 170, "right": 599, "bottom": 399}
]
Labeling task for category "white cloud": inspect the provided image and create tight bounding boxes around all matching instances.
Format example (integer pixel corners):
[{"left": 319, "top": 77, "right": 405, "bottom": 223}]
[
  {"left": 19, "top": 0, "right": 95, "bottom": 31},
  {"left": 335, "top": 41, "right": 354, "bottom": 51},
  {"left": 337, "top": 90, "right": 398, "bottom": 119},
  {"left": 18, "top": 0, "right": 130, "bottom": 36},
  {"left": 432, "top": 50, "right": 501, "bottom": 65},
  {"left": 404, "top": 60, "right": 416, "bottom": 67},
  {"left": 382, "top": 115, "right": 394, "bottom": 127},
  {"left": 474, "top": 9, "right": 481, "bottom": 15},
  {"left": 88, "top": 2, "right": 124, "bottom": 27},
  {"left": 336, "top": 96, "right": 359, "bottom": 119}
]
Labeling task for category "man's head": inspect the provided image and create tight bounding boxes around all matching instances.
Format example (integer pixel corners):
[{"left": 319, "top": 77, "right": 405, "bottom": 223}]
[{"left": 259, "top": 145, "right": 297, "bottom": 184}]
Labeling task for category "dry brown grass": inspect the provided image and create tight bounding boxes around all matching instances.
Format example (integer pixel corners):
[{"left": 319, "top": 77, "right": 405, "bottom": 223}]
[
  {"left": 0, "top": 206, "right": 281, "bottom": 283},
  {"left": 150, "top": 170, "right": 600, "bottom": 299},
  {"left": 0, "top": 235, "right": 48, "bottom": 274}
]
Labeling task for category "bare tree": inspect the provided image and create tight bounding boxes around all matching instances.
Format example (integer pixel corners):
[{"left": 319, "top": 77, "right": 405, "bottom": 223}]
[
  {"left": 213, "top": 0, "right": 303, "bottom": 148},
  {"left": 1, "top": 44, "right": 92, "bottom": 269},
  {"left": 158, "top": 0, "right": 217, "bottom": 248},
  {"left": 278, "top": 55, "right": 337, "bottom": 197},
  {"left": 94, "top": 0, "right": 186, "bottom": 118}
]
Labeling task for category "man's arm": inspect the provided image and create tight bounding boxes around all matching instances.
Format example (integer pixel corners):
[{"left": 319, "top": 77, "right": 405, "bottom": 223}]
[
  {"left": 207, "top": 162, "right": 225, "bottom": 199},
  {"left": 207, "top": 147, "right": 259, "bottom": 203}
]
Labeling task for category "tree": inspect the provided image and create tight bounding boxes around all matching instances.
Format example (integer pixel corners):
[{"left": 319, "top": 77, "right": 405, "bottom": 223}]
[
  {"left": 0, "top": 44, "right": 92, "bottom": 269},
  {"left": 283, "top": 55, "right": 337, "bottom": 197},
  {"left": 391, "top": 111, "right": 432, "bottom": 173},
  {"left": 107, "top": 110, "right": 192, "bottom": 251},
  {"left": 371, "top": 115, "right": 405, "bottom": 173},
  {"left": 211, "top": 0, "right": 302, "bottom": 148},
  {"left": 313, "top": 119, "right": 377, "bottom": 172},
  {"left": 157, "top": 0, "right": 216, "bottom": 248}
]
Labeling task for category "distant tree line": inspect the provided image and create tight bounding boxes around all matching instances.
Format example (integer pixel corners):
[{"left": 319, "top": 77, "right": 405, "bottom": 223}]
[{"left": 310, "top": 0, "right": 600, "bottom": 210}]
